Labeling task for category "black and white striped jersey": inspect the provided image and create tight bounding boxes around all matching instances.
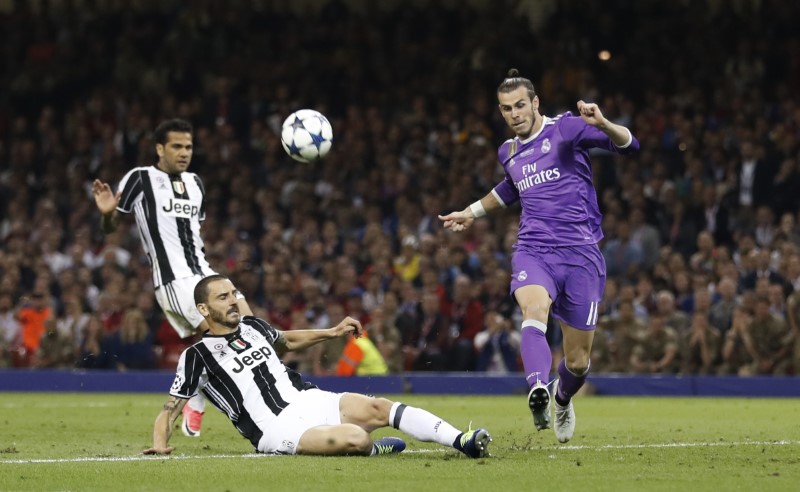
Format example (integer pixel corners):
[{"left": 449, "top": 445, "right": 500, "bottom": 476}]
[
  {"left": 169, "top": 316, "right": 317, "bottom": 448},
  {"left": 116, "top": 165, "right": 214, "bottom": 287}
]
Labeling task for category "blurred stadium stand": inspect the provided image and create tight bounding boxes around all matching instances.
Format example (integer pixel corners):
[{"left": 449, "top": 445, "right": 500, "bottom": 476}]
[{"left": 1, "top": 0, "right": 800, "bottom": 382}]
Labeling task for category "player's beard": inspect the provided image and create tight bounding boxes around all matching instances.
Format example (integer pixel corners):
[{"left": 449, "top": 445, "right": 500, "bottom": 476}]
[
  {"left": 208, "top": 306, "right": 240, "bottom": 329},
  {"left": 517, "top": 113, "right": 537, "bottom": 139}
]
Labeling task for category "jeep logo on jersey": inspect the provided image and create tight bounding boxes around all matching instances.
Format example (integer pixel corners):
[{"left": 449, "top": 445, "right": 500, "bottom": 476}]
[
  {"left": 162, "top": 198, "right": 199, "bottom": 218},
  {"left": 231, "top": 345, "right": 274, "bottom": 373},
  {"left": 228, "top": 337, "right": 251, "bottom": 353},
  {"left": 172, "top": 181, "right": 185, "bottom": 194}
]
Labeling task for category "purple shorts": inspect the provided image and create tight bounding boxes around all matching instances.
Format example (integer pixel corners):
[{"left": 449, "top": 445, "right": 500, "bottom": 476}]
[{"left": 510, "top": 243, "right": 606, "bottom": 330}]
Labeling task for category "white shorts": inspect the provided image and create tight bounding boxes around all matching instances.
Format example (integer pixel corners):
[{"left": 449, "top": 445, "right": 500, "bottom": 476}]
[
  {"left": 154, "top": 274, "right": 247, "bottom": 338},
  {"left": 258, "top": 389, "right": 343, "bottom": 455},
  {"left": 154, "top": 275, "right": 208, "bottom": 338}
]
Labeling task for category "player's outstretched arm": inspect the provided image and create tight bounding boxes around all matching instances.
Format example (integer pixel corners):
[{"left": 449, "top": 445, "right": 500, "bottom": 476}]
[
  {"left": 143, "top": 396, "right": 187, "bottom": 455},
  {"left": 92, "top": 179, "right": 122, "bottom": 233},
  {"left": 438, "top": 192, "right": 501, "bottom": 232},
  {"left": 275, "top": 316, "right": 363, "bottom": 354},
  {"left": 576, "top": 100, "right": 632, "bottom": 147}
]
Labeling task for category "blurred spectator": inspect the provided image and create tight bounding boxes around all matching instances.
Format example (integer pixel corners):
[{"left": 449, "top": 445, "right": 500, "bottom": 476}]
[
  {"left": 474, "top": 310, "right": 520, "bottom": 374},
  {"left": 445, "top": 274, "right": 483, "bottom": 371},
  {"left": 630, "top": 314, "right": 680, "bottom": 374},
  {"left": 76, "top": 315, "right": 113, "bottom": 370},
  {"left": 655, "top": 290, "right": 691, "bottom": 336},
  {"left": 698, "top": 186, "right": 733, "bottom": 248},
  {"left": 0, "top": 293, "right": 21, "bottom": 367},
  {"left": 681, "top": 313, "right": 721, "bottom": 375},
  {"left": 56, "top": 295, "right": 91, "bottom": 357},
  {"left": 15, "top": 291, "right": 53, "bottom": 367},
  {"left": 629, "top": 207, "right": 661, "bottom": 271},
  {"left": 335, "top": 328, "right": 389, "bottom": 376},
  {"left": 740, "top": 249, "right": 784, "bottom": 292},
  {"left": 403, "top": 291, "right": 449, "bottom": 371},
  {"left": 719, "top": 307, "right": 756, "bottom": 376},
  {"left": 709, "top": 276, "right": 738, "bottom": 336},
  {"left": 310, "top": 302, "right": 349, "bottom": 376},
  {"left": 363, "top": 304, "right": 403, "bottom": 374},
  {"left": 104, "top": 308, "right": 157, "bottom": 371},
  {"left": 598, "top": 300, "right": 645, "bottom": 373},
  {"left": 36, "top": 318, "right": 75, "bottom": 368},
  {"left": 747, "top": 296, "right": 792, "bottom": 375},
  {"left": 602, "top": 219, "right": 644, "bottom": 280}
]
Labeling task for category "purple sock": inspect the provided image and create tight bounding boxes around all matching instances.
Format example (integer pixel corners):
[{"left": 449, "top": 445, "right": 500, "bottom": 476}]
[
  {"left": 556, "top": 358, "right": 588, "bottom": 404},
  {"left": 520, "top": 321, "right": 552, "bottom": 387}
]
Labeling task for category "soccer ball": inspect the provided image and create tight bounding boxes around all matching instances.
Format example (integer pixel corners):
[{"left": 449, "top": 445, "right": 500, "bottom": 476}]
[{"left": 280, "top": 109, "right": 333, "bottom": 162}]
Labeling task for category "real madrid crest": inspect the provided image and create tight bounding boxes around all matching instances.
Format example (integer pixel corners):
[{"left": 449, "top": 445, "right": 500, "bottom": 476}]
[{"left": 541, "top": 138, "right": 551, "bottom": 153}]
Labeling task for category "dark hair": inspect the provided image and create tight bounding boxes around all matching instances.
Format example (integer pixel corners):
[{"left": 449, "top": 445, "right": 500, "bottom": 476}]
[
  {"left": 194, "top": 274, "right": 230, "bottom": 305},
  {"left": 497, "top": 68, "right": 536, "bottom": 100},
  {"left": 154, "top": 118, "right": 193, "bottom": 145}
]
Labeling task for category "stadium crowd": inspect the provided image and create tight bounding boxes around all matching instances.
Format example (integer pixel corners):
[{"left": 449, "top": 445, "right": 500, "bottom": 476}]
[{"left": 1, "top": 0, "right": 800, "bottom": 377}]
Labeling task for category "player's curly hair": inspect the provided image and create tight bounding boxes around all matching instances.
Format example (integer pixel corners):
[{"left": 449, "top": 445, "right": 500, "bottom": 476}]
[
  {"left": 497, "top": 68, "right": 536, "bottom": 101},
  {"left": 154, "top": 118, "right": 193, "bottom": 145}
]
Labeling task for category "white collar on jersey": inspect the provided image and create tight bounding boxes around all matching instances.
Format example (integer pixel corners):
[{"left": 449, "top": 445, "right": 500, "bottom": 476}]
[{"left": 518, "top": 115, "right": 552, "bottom": 145}]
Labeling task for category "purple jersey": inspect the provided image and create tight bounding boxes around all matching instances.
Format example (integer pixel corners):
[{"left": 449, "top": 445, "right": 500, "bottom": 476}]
[{"left": 491, "top": 112, "right": 639, "bottom": 247}]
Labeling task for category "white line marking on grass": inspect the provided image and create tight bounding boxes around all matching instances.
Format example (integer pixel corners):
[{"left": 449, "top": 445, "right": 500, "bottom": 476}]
[
  {"left": 0, "top": 449, "right": 443, "bottom": 464},
  {"left": 2, "top": 440, "right": 797, "bottom": 464},
  {"left": 558, "top": 440, "right": 800, "bottom": 451}
]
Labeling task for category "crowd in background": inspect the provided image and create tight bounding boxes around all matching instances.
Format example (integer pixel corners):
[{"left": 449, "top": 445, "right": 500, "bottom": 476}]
[{"left": 1, "top": 0, "right": 800, "bottom": 376}]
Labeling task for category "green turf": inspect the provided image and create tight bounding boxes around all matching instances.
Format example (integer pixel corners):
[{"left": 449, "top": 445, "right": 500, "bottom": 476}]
[{"left": 0, "top": 393, "right": 798, "bottom": 491}]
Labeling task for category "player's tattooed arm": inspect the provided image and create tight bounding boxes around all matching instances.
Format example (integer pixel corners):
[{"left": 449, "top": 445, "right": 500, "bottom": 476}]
[
  {"left": 272, "top": 331, "right": 290, "bottom": 356},
  {"left": 163, "top": 397, "right": 186, "bottom": 427},
  {"left": 144, "top": 396, "right": 186, "bottom": 455}
]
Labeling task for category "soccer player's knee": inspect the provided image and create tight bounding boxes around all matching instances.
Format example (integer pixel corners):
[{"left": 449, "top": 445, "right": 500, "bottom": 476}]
[
  {"left": 370, "top": 398, "right": 392, "bottom": 423},
  {"left": 524, "top": 304, "right": 549, "bottom": 321},
  {"left": 568, "top": 364, "right": 589, "bottom": 376}
]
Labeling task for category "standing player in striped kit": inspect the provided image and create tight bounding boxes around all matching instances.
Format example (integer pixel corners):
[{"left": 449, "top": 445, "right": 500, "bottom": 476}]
[
  {"left": 143, "top": 275, "right": 491, "bottom": 458},
  {"left": 93, "top": 118, "right": 251, "bottom": 437},
  {"left": 439, "top": 69, "right": 639, "bottom": 443}
]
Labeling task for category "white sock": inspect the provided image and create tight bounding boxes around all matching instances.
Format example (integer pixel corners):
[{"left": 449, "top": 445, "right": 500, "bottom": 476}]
[
  {"left": 187, "top": 393, "right": 206, "bottom": 412},
  {"left": 389, "top": 402, "right": 461, "bottom": 447},
  {"left": 521, "top": 319, "right": 547, "bottom": 334}
]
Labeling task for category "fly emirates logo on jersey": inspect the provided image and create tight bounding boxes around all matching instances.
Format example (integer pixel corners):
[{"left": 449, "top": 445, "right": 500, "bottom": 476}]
[
  {"left": 162, "top": 198, "right": 200, "bottom": 219},
  {"left": 514, "top": 162, "right": 561, "bottom": 193}
]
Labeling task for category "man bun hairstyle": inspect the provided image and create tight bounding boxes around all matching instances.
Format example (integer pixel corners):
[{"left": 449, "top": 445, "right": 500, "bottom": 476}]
[
  {"left": 154, "top": 118, "right": 193, "bottom": 145},
  {"left": 194, "top": 274, "right": 229, "bottom": 305},
  {"left": 497, "top": 68, "right": 537, "bottom": 101}
]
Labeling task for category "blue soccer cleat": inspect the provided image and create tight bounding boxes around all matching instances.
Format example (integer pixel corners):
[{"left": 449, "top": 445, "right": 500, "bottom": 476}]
[
  {"left": 372, "top": 437, "right": 406, "bottom": 455},
  {"left": 458, "top": 427, "right": 492, "bottom": 458}
]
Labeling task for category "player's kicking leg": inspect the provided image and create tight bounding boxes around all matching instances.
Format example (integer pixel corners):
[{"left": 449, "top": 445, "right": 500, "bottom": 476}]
[
  {"left": 513, "top": 284, "right": 555, "bottom": 431},
  {"left": 339, "top": 393, "right": 492, "bottom": 458}
]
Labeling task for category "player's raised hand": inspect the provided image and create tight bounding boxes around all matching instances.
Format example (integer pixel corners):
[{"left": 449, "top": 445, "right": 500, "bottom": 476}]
[
  {"left": 438, "top": 210, "right": 475, "bottom": 232},
  {"left": 577, "top": 100, "right": 607, "bottom": 127},
  {"left": 333, "top": 316, "right": 363, "bottom": 338},
  {"left": 143, "top": 446, "right": 174, "bottom": 455},
  {"left": 92, "top": 179, "right": 121, "bottom": 214}
]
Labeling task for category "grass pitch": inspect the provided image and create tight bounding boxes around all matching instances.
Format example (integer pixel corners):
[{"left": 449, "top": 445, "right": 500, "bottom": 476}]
[{"left": 0, "top": 393, "right": 798, "bottom": 491}]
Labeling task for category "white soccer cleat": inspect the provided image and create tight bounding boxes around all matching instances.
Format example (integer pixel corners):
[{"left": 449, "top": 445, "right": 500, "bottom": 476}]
[
  {"left": 527, "top": 381, "right": 551, "bottom": 431},
  {"left": 553, "top": 397, "right": 576, "bottom": 443}
]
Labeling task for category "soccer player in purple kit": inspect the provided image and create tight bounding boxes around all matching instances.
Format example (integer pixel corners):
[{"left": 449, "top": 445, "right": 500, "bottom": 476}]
[{"left": 439, "top": 69, "right": 639, "bottom": 443}]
